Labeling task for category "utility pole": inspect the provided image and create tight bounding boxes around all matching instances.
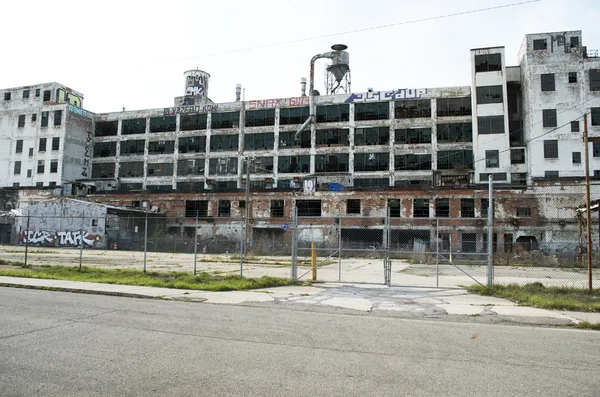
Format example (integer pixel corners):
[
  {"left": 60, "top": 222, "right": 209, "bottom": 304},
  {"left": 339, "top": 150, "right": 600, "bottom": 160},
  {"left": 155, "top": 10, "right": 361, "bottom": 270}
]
[{"left": 583, "top": 113, "right": 593, "bottom": 291}]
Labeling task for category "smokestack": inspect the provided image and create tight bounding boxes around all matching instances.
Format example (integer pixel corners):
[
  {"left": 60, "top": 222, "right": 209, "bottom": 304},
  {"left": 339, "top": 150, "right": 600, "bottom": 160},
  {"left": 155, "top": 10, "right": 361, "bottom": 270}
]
[
  {"left": 235, "top": 84, "right": 242, "bottom": 102},
  {"left": 301, "top": 78, "right": 307, "bottom": 97}
]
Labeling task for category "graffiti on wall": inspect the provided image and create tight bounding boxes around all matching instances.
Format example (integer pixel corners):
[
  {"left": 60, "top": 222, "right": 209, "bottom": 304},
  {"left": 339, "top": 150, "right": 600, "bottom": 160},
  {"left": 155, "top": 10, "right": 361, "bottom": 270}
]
[
  {"left": 19, "top": 230, "right": 104, "bottom": 247},
  {"left": 185, "top": 73, "right": 209, "bottom": 102},
  {"left": 247, "top": 96, "right": 309, "bottom": 110},
  {"left": 344, "top": 88, "right": 429, "bottom": 103},
  {"left": 68, "top": 104, "right": 89, "bottom": 118},
  {"left": 81, "top": 131, "right": 92, "bottom": 178},
  {"left": 164, "top": 104, "right": 219, "bottom": 116},
  {"left": 58, "top": 88, "right": 84, "bottom": 108}
]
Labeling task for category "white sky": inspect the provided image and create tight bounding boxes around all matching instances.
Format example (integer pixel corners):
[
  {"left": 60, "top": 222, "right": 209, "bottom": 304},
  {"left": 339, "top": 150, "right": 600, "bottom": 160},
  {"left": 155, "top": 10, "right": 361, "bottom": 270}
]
[{"left": 2, "top": 0, "right": 599, "bottom": 113}]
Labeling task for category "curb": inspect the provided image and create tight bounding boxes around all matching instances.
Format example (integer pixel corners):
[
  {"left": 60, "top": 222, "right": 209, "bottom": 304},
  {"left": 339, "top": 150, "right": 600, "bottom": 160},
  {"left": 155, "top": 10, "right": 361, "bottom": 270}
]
[{"left": 0, "top": 282, "right": 159, "bottom": 300}]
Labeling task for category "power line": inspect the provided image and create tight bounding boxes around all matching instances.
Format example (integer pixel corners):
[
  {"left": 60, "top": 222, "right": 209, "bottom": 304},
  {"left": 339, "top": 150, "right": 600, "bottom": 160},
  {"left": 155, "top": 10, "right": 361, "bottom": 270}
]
[{"left": 169, "top": 0, "right": 541, "bottom": 62}]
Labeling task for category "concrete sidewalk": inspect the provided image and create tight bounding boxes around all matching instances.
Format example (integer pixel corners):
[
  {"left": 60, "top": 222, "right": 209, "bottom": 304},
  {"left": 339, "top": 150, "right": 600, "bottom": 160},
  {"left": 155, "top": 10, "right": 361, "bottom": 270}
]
[{"left": 1, "top": 276, "right": 598, "bottom": 326}]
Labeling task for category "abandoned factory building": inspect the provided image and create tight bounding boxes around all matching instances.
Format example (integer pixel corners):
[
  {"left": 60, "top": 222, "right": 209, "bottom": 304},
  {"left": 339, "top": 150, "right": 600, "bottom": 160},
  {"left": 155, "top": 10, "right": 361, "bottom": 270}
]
[{"left": 1, "top": 30, "right": 600, "bottom": 252}]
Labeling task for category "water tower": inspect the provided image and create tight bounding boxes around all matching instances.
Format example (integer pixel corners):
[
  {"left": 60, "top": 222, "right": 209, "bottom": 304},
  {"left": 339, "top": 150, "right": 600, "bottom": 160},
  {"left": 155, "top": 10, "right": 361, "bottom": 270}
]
[
  {"left": 183, "top": 69, "right": 210, "bottom": 104},
  {"left": 325, "top": 44, "right": 351, "bottom": 95}
]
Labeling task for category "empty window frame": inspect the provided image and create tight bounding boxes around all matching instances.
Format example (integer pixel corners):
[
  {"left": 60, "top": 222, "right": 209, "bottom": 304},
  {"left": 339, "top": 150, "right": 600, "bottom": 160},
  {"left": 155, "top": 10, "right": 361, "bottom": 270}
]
[
  {"left": 180, "top": 113, "right": 208, "bottom": 131},
  {"left": 511, "top": 173, "right": 527, "bottom": 185},
  {"left": 572, "top": 151, "right": 581, "bottom": 164},
  {"left": 121, "top": 118, "right": 146, "bottom": 134},
  {"left": 541, "top": 74, "right": 555, "bottom": 91},
  {"left": 355, "top": 102, "right": 390, "bottom": 121},
  {"left": 355, "top": 178, "right": 388, "bottom": 188},
  {"left": 394, "top": 99, "right": 431, "bottom": 119},
  {"left": 18, "top": 115, "right": 25, "bottom": 128},
  {"left": 177, "top": 182, "right": 206, "bottom": 193},
  {"left": 51, "top": 137, "right": 60, "bottom": 151},
  {"left": 120, "top": 140, "right": 145, "bottom": 155},
  {"left": 593, "top": 142, "right": 600, "bottom": 157},
  {"left": 38, "top": 138, "right": 47, "bottom": 152},
  {"left": 147, "top": 163, "right": 174, "bottom": 177},
  {"left": 93, "top": 141, "right": 116, "bottom": 157},
  {"left": 544, "top": 140, "right": 558, "bottom": 159},
  {"left": 354, "top": 127, "right": 389, "bottom": 146},
  {"left": 511, "top": 148, "right": 525, "bottom": 164},
  {"left": 210, "top": 134, "right": 239, "bottom": 151},
  {"left": 479, "top": 173, "right": 507, "bottom": 182},
  {"left": 437, "top": 150, "right": 474, "bottom": 170},
  {"left": 13, "top": 161, "right": 21, "bottom": 175},
  {"left": 270, "top": 200, "right": 285, "bottom": 217},
  {"left": 315, "top": 129, "right": 349, "bottom": 146},
  {"left": 212, "top": 111, "right": 240, "bottom": 129},
  {"left": 177, "top": 159, "right": 205, "bottom": 176},
  {"left": 36, "top": 182, "right": 43, "bottom": 187},
  {"left": 4, "top": 92, "right": 11, "bottom": 101},
  {"left": 437, "top": 123, "right": 472, "bottom": 143},
  {"left": 316, "top": 104, "right": 350, "bottom": 123},
  {"left": 545, "top": 170, "right": 559, "bottom": 179},
  {"left": 31, "top": 114, "right": 37, "bottom": 122},
  {"left": 315, "top": 154, "right": 349, "bottom": 173},
  {"left": 592, "top": 108, "right": 600, "bottom": 126},
  {"left": 477, "top": 116, "right": 505, "bottom": 134},
  {"left": 185, "top": 200, "right": 208, "bottom": 218},
  {"left": 178, "top": 136, "right": 206, "bottom": 153},
  {"left": 533, "top": 39, "right": 547, "bottom": 50},
  {"left": 395, "top": 128, "right": 431, "bottom": 144},
  {"left": 394, "top": 154, "right": 431, "bottom": 171},
  {"left": 435, "top": 199, "right": 450, "bottom": 217},
  {"left": 28, "top": 148, "right": 33, "bottom": 156},
  {"left": 570, "top": 36, "right": 580, "bottom": 48},
  {"left": 296, "top": 200, "right": 321, "bottom": 217},
  {"left": 244, "top": 109, "right": 275, "bottom": 127},
  {"left": 50, "top": 160, "right": 58, "bottom": 173},
  {"left": 148, "top": 140, "right": 175, "bottom": 154},
  {"left": 474, "top": 53, "right": 502, "bottom": 72},
  {"left": 461, "top": 199, "right": 475, "bottom": 218},
  {"left": 278, "top": 155, "right": 310, "bottom": 173},
  {"left": 279, "top": 130, "right": 310, "bottom": 148},
  {"left": 413, "top": 199, "right": 430, "bottom": 218},
  {"left": 571, "top": 120, "right": 580, "bottom": 132},
  {"left": 279, "top": 107, "right": 310, "bottom": 125},
  {"left": 516, "top": 207, "right": 531, "bottom": 217},
  {"left": 208, "top": 158, "right": 238, "bottom": 175},
  {"left": 53, "top": 110, "right": 62, "bottom": 126},
  {"left": 41, "top": 111, "right": 49, "bottom": 127},
  {"left": 354, "top": 152, "right": 389, "bottom": 172},
  {"left": 149, "top": 116, "right": 176, "bottom": 133},
  {"left": 119, "top": 162, "right": 144, "bottom": 177},
  {"left": 94, "top": 120, "right": 118, "bottom": 136},
  {"left": 244, "top": 156, "right": 274, "bottom": 173},
  {"left": 589, "top": 69, "right": 600, "bottom": 91},
  {"left": 437, "top": 97, "right": 471, "bottom": 117},
  {"left": 37, "top": 160, "right": 45, "bottom": 174},
  {"left": 244, "top": 133, "right": 275, "bottom": 150},
  {"left": 43, "top": 90, "right": 51, "bottom": 101},
  {"left": 485, "top": 150, "right": 499, "bottom": 168},
  {"left": 346, "top": 199, "right": 361, "bottom": 215},
  {"left": 568, "top": 72, "right": 578, "bottom": 84},
  {"left": 15, "top": 140, "right": 23, "bottom": 153},
  {"left": 35, "top": 89, "right": 40, "bottom": 97},
  {"left": 476, "top": 86, "right": 503, "bottom": 104},
  {"left": 388, "top": 199, "right": 401, "bottom": 218},
  {"left": 542, "top": 109, "right": 557, "bottom": 127},
  {"left": 91, "top": 163, "right": 115, "bottom": 178},
  {"left": 22, "top": 89, "right": 30, "bottom": 99}
]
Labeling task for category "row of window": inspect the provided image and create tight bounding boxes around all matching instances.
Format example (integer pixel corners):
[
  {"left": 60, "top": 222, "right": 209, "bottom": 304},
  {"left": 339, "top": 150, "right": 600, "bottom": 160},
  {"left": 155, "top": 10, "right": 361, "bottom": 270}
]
[
  {"left": 16, "top": 110, "right": 62, "bottom": 128},
  {"left": 13, "top": 159, "right": 58, "bottom": 175},
  {"left": 3, "top": 89, "right": 52, "bottom": 102},
  {"left": 543, "top": 140, "right": 600, "bottom": 159},
  {"left": 14, "top": 137, "right": 60, "bottom": 154}
]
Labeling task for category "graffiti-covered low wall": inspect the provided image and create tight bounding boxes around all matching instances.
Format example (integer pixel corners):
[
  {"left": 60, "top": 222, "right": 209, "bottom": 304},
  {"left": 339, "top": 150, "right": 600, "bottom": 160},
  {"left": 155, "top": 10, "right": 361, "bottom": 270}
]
[{"left": 18, "top": 230, "right": 104, "bottom": 247}]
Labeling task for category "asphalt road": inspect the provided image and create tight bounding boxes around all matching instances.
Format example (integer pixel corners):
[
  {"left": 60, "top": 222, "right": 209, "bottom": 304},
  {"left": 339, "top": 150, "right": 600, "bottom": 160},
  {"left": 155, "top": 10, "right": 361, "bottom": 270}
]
[{"left": 1, "top": 288, "right": 599, "bottom": 397}]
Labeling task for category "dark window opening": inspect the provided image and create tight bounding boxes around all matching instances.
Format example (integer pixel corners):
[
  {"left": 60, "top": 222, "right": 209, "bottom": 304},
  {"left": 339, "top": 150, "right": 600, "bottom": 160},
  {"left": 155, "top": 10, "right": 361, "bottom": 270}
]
[
  {"left": 212, "top": 111, "right": 240, "bottom": 129},
  {"left": 15, "top": 140, "right": 23, "bottom": 153},
  {"left": 355, "top": 127, "right": 389, "bottom": 146},
  {"left": 278, "top": 155, "right": 310, "bottom": 173},
  {"left": 533, "top": 39, "right": 547, "bottom": 50},
  {"left": 43, "top": 90, "right": 51, "bottom": 101},
  {"left": 95, "top": 120, "right": 118, "bottom": 136},
  {"left": 93, "top": 141, "right": 116, "bottom": 157},
  {"left": 31, "top": 114, "right": 37, "bottom": 122},
  {"left": 210, "top": 134, "right": 239, "bottom": 151},
  {"left": 573, "top": 151, "right": 581, "bottom": 164},
  {"left": 592, "top": 108, "right": 600, "bottom": 126},
  {"left": 35, "top": 88, "right": 40, "bottom": 97},
  {"left": 388, "top": 199, "right": 401, "bottom": 218},
  {"left": 477, "top": 116, "right": 505, "bottom": 134},
  {"left": 517, "top": 207, "right": 531, "bottom": 217},
  {"left": 589, "top": 69, "right": 600, "bottom": 91},
  {"left": 315, "top": 129, "right": 349, "bottom": 147},
  {"left": 121, "top": 118, "right": 146, "bottom": 135},
  {"left": 541, "top": 74, "right": 555, "bottom": 91},
  {"left": 50, "top": 160, "right": 58, "bottom": 173},
  {"left": 413, "top": 199, "right": 429, "bottom": 218},
  {"left": 18, "top": 115, "right": 25, "bottom": 128},
  {"left": 177, "top": 159, "right": 204, "bottom": 176},
  {"left": 395, "top": 128, "right": 431, "bottom": 144},
  {"left": 13, "top": 161, "right": 21, "bottom": 175},
  {"left": 593, "top": 142, "right": 600, "bottom": 157},
  {"left": 37, "top": 160, "right": 45, "bottom": 174},
  {"left": 147, "top": 163, "right": 173, "bottom": 177},
  {"left": 474, "top": 53, "right": 502, "bottom": 72},
  {"left": 394, "top": 154, "right": 431, "bottom": 171},
  {"left": 178, "top": 136, "right": 206, "bottom": 153},
  {"left": 346, "top": 199, "right": 361, "bottom": 215},
  {"left": 316, "top": 104, "right": 350, "bottom": 123},
  {"left": 480, "top": 173, "right": 507, "bottom": 182},
  {"left": 476, "top": 85, "right": 503, "bottom": 104},
  {"left": 4, "top": 92, "right": 11, "bottom": 101},
  {"left": 41, "top": 111, "right": 49, "bottom": 127},
  {"left": 118, "top": 162, "right": 144, "bottom": 178},
  {"left": 279, "top": 107, "right": 310, "bottom": 125},
  {"left": 91, "top": 163, "right": 115, "bottom": 178},
  {"left": 270, "top": 200, "right": 284, "bottom": 217},
  {"left": 568, "top": 72, "right": 578, "bottom": 84},
  {"left": 28, "top": 148, "right": 33, "bottom": 157},
  {"left": 244, "top": 133, "right": 275, "bottom": 150},
  {"left": 481, "top": 198, "right": 489, "bottom": 217},
  {"left": 355, "top": 178, "right": 388, "bottom": 188},
  {"left": 315, "top": 154, "right": 349, "bottom": 173},
  {"left": 49, "top": 182, "right": 56, "bottom": 188},
  {"left": 511, "top": 149, "right": 525, "bottom": 164},
  {"left": 245, "top": 109, "right": 275, "bottom": 127},
  {"left": 437, "top": 97, "right": 471, "bottom": 117},
  {"left": 243, "top": 157, "right": 274, "bottom": 173},
  {"left": 36, "top": 182, "right": 43, "bottom": 187},
  {"left": 542, "top": 109, "right": 557, "bottom": 127},
  {"left": 545, "top": 171, "right": 559, "bottom": 179},
  {"left": 437, "top": 150, "right": 473, "bottom": 170},
  {"left": 544, "top": 140, "right": 558, "bottom": 159},
  {"left": 394, "top": 99, "right": 431, "bottom": 119},
  {"left": 354, "top": 152, "right": 389, "bottom": 172},
  {"left": 571, "top": 120, "right": 580, "bottom": 132},
  {"left": 570, "top": 36, "right": 580, "bottom": 47},
  {"left": 208, "top": 158, "right": 238, "bottom": 175},
  {"left": 435, "top": 199, "right": 450, "bottom": 217},
  {"left": 149, "top": 116, "right": 176, "bottom": 133},
  {"left": 120, "top": 140, "right": 145, "bottom": 155},
  {"left": 296, "top": 200, "right": 321, "bottom": 217},
  {"left": 461, "top": 199, "right": 475, "bottom": 218},
  {"left": 148, "top": 140, "right": 175, "bottom": 155},
  {"left": 185, "top": 200, "right": 208, "bottom": 218},
  {"left": 279, "top": 130, "right": 310, "bottom": 149},
  {"left": 355, "top": 102, "right": 389, "bottom": 121},
  {"left": 437, "top": 123, "right": 472, "bottom": 143},
  {"left": 53, "top": 110, "right": 62, "bottom": 126},
  {"left": 485, "top": 150, "right": 499, "bottom": 168},
  {"left": 38, "top": 138, "right": 47, "bottom": 152},
  {"left": 180, "top": 113, "right": 208, "bottom": 131},
  {"left": 22, "top": 90, "right": 30, "bottom": 99}
]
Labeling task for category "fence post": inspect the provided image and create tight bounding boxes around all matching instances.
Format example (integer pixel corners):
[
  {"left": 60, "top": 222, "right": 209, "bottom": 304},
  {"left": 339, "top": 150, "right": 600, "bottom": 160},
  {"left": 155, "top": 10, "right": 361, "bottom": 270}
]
[
  {"left": 194, "top": 212, "right": 198, "bottom": 275},
  {"left": 311, "top": 242, "right": 316, "bottom": 281},
  {"left": 338, "top": 216, "right": 342, "bottom": 282},
  {"left": 143, "top": 212, "right": 148, "bottom": 273},
  {"left": 487, "top": 175, "right": 494, "bottom": 287},
  {"left": 239, "top": 218, "right": 244, "bottom": 278},
  {"left": 436, "top": 218, "right": 439, "bottom": 288},
  {"left": 24, "top": 210, "right": 30, "bottom": 267},
  {"left": 78, "top": 210, "right": 84, "bottom": 271},
  {"left": 291, "top": 205, "right": 298, "bottom": 282}
]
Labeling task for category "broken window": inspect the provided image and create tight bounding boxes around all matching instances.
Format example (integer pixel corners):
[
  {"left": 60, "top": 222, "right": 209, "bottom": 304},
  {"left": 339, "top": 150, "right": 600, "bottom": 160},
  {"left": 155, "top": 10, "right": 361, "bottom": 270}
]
[
  {"left": 120, "top": 140, "right": 145, "bottom": 155},
  {"left": 13, "top": 161, "right": 21, "bottom": 175},
  {"left": 354, "top": 152, "right": 389, "bottom": 172},
  {"left": 22, "top": 89, "right": 30, "bottom": 99},
  {"left": 461, "top": 199, "right": 475, "bottom": 218},
  {"left": 244, "top": 133, "right": 275, "bottom": 150},
  {"left": 571, "top": 120, "right": 580, "bottom": 132},
  {"left": 296, "top": 200, "right": 321, "bottom": 217},
  {"left": 41, "top": 111, "right": 49, "bottom": 127},
  {"left": 270, "top": 200, "right": 284, "bottom": 217},
  {"left": 178, "top": 136, "right": 206, "bottom": 153},
  {"left": 476, "top": 85, "right": 503, "bottom": 104},
  {"left": 542, "top": 109, "right": 557, "bottom": 127},
  {"left": 315, "top": 129, "right": 349, "bottom": 147},
  {"left": 413, "top": 199, "right": 429, "bottom": 218},
  {"left": 355, "top": 127, "right": 389, "bottom": 146},
  {"left": 355, "top": 102, "right": 389, "bottom": 121},
  {"left": 16, "top": 140, "right": 23, "bottom": 153},
  {"left": 316, "top": 104, "right": 350, "bottom": 123},
  {"left": 4, "top": 92, "right": 11, "bottom": 101},
  {"left": 147, "top": 163, "right": 173, "bottom": 177},
  {"left": 510, "top": 149, "right": 525, "bottom": 164},
  {"left": 533, "top": 39, "right": 547, "bottom": 50},
  {"left": 278, "top": 155, "right": 310, "bottom": 173},
  {"left": 315, "top": 154, "right": 349, "bottom": 173},
  {"left": 148, "top": 140, "right": 175, "bottom": 155},
  {"left": 388, "top": 199, "right": 401, "bottom": 218},
  {"left": 346, "top": 199, "right": 361, "bottom": 215},
  {"left": 355, "top": 178, "right": 388, "bottom": 188},
  {"left": 485, "top": 150, "right": 499, "bottom": 168},
  {"left": 244, "top": 157, "right": 274, "bottom": 173},
  {"left": 394, "top": 154, "right": 431, "bottom": 171},
  {"left": 43, "top": 90, "right": 51, "bottom": 101},
  {"left": 54, "top": 110, "right": 62, "bottom": 126},
  {"left": 545, "top": 170, "right": 559, "bottom": 179},
  {"left": 177, "top": 182, "right": 206, "bottom": 193},
  {"left": 568, "top": 72, "right": 578, "bottom": 84},
  {"left": 279, "top": 130, "right": 310, "bottom": 148},
  {"left": 177, "top": 159, "right": 205, "bottom": 176},
  {"left": 245, "top": 109, "right": 275, "bottom": 127},
  {"left": 437, "top": 150, "right": 474, "bottom": 170},
  {"left": 394, "top": 99, "right": 431, "bottom": 119},
  {"left": 216, "top": 200, "right": 231, "bottom": 217},
  {"left": 540, "top": 74, "right": 555, "bottom": 92},
  {"left": 149, "top": 116, "right": 176, "bottom": 133},
  {"left": 511, "top": 173, "right": 527, "bottom": 185},
  {"left": 28, "top": 148, "right": 33, "bottom": 157},
  {"left": 210, "top": 134, "right": 239, "bottom": 151},
  {"left": 477, "top": 116, "right": 505, "bottom": 134},
  {"left": 208, "top": 158, "right": 238, "bottom": 175},
  {"left": 594, "top": 142, "right": 600, "bottom": 157},
  {"left": 395, "top": 128, "right": 432, "bottom": 144},
  {"left": 592, "top": 108, "right": 600, "bottom": 126},
  {"left": 570, "top": 36, "right": 580, "bottom": 48},
  {"left": 572, "top": 152, "right": 581, "bottom": 164},
  {"left": 185, "top": 200, "right": 208, "bottom": 218},
  {"left": 437, "top": 123, "right": 472, "bottom": 143},
  {"left": 279, "top": 107, "right": 310, "bottom": 125},
  {"left": 516, "top": 207, "right": 531, "bottom": 217},
  {"left": 118, "top": 162, "right": 144, "bottom": 178},
  {"left": 91, "top": 163, "right": 115, "bottom": 178},
  {"left": 95, "top": 120, "right": 118, "bottom": 136},
  {"left": 37, "top": 160, "right": 45, "bottom": 174},
  {"left": 121, "top": 118, "right": 146, "bottom": 135},
  {"left": 31, "top": 114, "right": 37, "bottom": 122},
  {"left": 93, "top": 141, "right": 116, "bottom": 157},
  {"left": 474, "top": 53, "right": 502, "bottom": 72},
  {"left": 589, "top": 70, "right": 600, "bottom": 91},
  {"left": 180, "top": 113, "right": 208, "bottom": 131},
  {"left": 479, "top": 173, "right": 507, "bottom": 182},
  {"left": 212, "top": 181, "right": 238, "bottom": 192},
  {"left": 212, "top": 111, "right": 239, "bottom": 129},
  {"left": 435, "top": 199, "right": 450, "bottom": 218},
  {"left": 50, "top": 160, "right": 58, "bottom": 173},
  {"left": 544, "top": 140, "right": 558, "bottom": 159},
  {"left": 18, "top": 115, "right": 25, "bottom": 128},
  {"left": 38, "top": 138, "right": 47, "bottom": 152},
  {"left": 437, "top": 97, "right": 471, "bottom": 117}
]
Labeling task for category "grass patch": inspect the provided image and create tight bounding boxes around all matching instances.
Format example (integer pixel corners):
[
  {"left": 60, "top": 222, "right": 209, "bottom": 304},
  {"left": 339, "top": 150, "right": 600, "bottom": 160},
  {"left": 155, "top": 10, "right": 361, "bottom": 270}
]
[
  {"left": 0, "top": 258, "right": 25, "bottom": 266},
  {"left": 573, "top": 321, "right": 600, "bottom": 330},
  {"left": 0, "top": 265, "right": 294, "bottom": 292},
  {"left": 468, "top": 282, "right": 600, "bottom": 312}
]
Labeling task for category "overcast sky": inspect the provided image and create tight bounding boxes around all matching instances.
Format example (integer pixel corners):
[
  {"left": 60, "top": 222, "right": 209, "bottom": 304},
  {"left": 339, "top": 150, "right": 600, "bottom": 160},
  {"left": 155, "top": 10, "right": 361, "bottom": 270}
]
[{"left": 2, "top": 0, "right": 598, "bottom": 112}]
